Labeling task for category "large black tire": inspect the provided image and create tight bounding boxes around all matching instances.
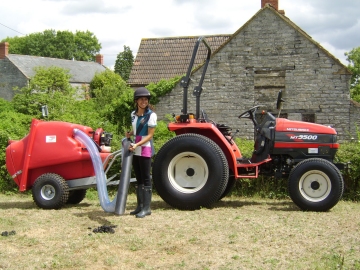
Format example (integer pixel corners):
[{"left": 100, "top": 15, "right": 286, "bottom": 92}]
[
  {"left": 32, "top": 173, "right": 69, "bottom": 210},
  {"left": 67, "top": 189, "right": 87, "bottom": 204},
  {"left": 288, "top": 158, "right": 344, "bottom": 212},
  {"left": 152, "top": 134, "right": 229, "bottom": 210},
  {"left": 219, "top": 175, "right": 236, "bottom": 200}
]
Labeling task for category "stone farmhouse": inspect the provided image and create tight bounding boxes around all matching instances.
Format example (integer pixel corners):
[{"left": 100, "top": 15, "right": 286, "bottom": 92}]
[
  {"left": 129, "top": 0, "right": 358, "bottom": 142},
  {"left": 0, "top": 42, "right": 106, "bottom": 101}
]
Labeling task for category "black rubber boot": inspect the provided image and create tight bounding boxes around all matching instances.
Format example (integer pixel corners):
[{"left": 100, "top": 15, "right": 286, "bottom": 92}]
[
  {"left": 130, "top": 184, "right": 144, "bottom": 215},
  {"left": 136, "top": 186, "right": 152, "bottom": 218}
]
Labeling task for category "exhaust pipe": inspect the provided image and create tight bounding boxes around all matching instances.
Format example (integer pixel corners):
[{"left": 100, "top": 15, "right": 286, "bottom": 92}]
[{"left": 114, "top": 139, "right": 133, "bottom": 215}]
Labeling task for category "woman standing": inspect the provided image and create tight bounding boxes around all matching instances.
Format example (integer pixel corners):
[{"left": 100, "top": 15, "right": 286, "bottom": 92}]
[{"left": 126, "top": 87, "right": 157, "bottom": 218}]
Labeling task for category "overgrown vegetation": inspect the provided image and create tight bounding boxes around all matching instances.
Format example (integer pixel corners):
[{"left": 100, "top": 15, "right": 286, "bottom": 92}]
[{"left": 0, "top": 67, "right": 360, "bottom": 202}]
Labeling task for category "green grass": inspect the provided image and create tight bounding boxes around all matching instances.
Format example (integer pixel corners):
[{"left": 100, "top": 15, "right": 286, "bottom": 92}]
[{"left": 0, "top": 193, "right": 360, "bottom": 270}]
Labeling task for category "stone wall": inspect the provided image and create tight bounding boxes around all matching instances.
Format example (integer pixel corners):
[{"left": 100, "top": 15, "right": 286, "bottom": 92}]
[
  {"left": 0, "top": 58, "right": 28, "bottom": 101},
  {"left": 154, "top": 8, "right": 352, "bottom": 141},
  {"left": 350, "top": 100, "right": 360, "bottom": 140}
]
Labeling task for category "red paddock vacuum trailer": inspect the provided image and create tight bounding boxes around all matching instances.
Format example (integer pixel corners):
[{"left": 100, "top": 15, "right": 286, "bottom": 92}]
[{"left": 5, "top": 118, "right": 127, "bottom": 211}]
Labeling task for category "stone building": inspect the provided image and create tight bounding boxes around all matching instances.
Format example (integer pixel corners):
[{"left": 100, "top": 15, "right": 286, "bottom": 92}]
[
  {"left": 0, "top": 42, "right": 106, "bottom": 101},
  {"left": 133, "top": 2, "right": 356, "bottom": 141}
]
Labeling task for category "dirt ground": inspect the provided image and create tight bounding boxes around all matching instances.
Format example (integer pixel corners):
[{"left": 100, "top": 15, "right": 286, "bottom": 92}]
[{"left": 0, "top": 193, "right": 359, "bottom": 270}]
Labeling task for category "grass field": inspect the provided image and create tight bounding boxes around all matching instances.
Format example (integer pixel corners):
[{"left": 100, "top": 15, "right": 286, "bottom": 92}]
[{"left": 0, "top": 192, "right": 360, "bottom": 270}]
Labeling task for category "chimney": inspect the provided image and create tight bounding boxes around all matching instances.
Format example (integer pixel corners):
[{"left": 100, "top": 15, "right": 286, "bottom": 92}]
[
  {"left": 261, "top": 0, "right": 285, "bottom": 14},
  {"left": 261, "top": 0, "right": 278, "bottom": 10},
  {"left": 95, "top": 54, "right": 103, "bottom": 65},
  {"left": 0, "top": 42, "right": 9, "bottom": 59}
]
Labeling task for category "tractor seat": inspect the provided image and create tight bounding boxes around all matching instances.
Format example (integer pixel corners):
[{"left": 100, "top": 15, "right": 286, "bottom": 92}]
[{"left": 216, "top": 124, "right": 232, "bottom": 136}]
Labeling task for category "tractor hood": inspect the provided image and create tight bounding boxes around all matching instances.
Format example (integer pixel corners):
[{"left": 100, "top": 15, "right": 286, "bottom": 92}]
[
  {"left": 272, "top": 118, "right": 339, "bottom": 161},
  {"left": 275, "top": 118, "right": 337, "bottom": 135}
]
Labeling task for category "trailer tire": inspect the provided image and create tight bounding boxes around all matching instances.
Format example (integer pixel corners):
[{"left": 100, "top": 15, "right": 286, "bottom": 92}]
[
  {"left": 153, "top": 134, "right": 228, "bottom": 210},
  {"left": 67, "top": 189, "right": 87, "bottom": 204},
  {"left": 32, "top": 173, "right": 69, "bottom": 210},
  {"left": 288, "top": 158, "right": 344, "bottom": 212}
]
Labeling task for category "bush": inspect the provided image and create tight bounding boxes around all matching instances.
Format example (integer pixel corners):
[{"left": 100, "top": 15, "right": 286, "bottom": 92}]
[
  {"left": 0, "top": 110, "right": 33, "bottom": 192},
  {"left": 153, "top": 115, "right": 176, "bottom": 153},
  {"left": 335, "top": 141, "right": 360, "bottom": 201}
]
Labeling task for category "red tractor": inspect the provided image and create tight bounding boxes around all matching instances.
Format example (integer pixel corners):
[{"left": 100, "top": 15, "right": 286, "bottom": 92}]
[{"left": 152, "top": 37, "right": 344, "bottom": 212}]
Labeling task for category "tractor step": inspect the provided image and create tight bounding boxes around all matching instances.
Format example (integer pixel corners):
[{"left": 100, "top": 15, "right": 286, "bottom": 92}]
[
  {"left": 236, "top": 157, "right": 251, "bottom": 164},
  {"left": 235, "top": 157, "right": 272, "bottom": 178}
]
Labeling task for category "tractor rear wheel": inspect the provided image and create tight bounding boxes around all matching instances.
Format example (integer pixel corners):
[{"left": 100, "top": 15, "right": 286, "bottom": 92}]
[
  {"left": 67, "top": 189, "right": 87, "bottom": 204},
  {"left": 32, "top": 173, "right": 69, "bottom": 210},
  {"left": 153, "top": 134, "right": 229, "bottom": 210},
  {"left": 288, "top": 158, "right": 344, "bottom": 211},
  {"left": 219, "top": 175, "right": 236, "bottom": 200}
]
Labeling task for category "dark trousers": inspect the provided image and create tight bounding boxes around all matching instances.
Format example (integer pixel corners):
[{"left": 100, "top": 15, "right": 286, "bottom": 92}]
[{"left": 132, "top": 155, "right": 152, "bottom": 186}]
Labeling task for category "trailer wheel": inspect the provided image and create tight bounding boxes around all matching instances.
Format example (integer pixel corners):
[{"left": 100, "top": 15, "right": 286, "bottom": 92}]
[
  {"left": 32, "top": 173, "right": 69, "bottom": 210},
  {"left": 153, "top": 134, "right": 229, "bottom": 210},
  {"left": 288, "top": 158, "right": 344, "bottom": 212},
  {"left": 67, "top": 189, "right": 87, "bottom": 204}
]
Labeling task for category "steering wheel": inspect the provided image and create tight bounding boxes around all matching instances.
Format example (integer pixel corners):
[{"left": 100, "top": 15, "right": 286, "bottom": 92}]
[
  {"left": 200, "top": 110, "right": 216, "bottom": 125},
  {"left": 238, "top": 105, "right": 263, "bottom": 119}
]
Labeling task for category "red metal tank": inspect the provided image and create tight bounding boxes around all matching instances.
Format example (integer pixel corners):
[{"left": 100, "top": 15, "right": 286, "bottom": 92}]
[{"left": 6, "top": 119, "right": 111, "bottom": 191}]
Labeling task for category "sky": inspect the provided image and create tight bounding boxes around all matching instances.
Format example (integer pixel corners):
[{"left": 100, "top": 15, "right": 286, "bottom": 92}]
[{"left": 0, "top": 0, "right": 359, "bottom": 69}]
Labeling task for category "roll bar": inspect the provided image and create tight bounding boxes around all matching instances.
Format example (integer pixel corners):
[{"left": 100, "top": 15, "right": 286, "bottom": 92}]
[{"left": 179, "top": 36, "right": 212, "bottom": 121}]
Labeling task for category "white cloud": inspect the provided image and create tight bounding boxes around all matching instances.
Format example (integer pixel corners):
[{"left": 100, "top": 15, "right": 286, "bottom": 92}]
[{"left": 0, "top": 0, "right": 358, "bottom": 67}]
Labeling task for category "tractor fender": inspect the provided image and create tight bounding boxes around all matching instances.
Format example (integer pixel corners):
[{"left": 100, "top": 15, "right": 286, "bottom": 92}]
[{"left": 168, "top": 122, "right": 241, "bottom": 174}]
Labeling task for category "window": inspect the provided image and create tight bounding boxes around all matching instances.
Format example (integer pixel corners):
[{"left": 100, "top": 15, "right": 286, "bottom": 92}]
[{"left": 302, "top": 114, "right": 315, "bottom": 123}]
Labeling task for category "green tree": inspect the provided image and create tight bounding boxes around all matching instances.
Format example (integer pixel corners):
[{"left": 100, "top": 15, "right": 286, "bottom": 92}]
[
  {"left": 346, "top": 47, "right": 360, "bottom": 102},
  {"left": 2, "top": 29, "right": 101, "bottom": 61},
  {"left": 12, "top": 66, "right": 77, "bottom": 119},
  {"left": 90, "top": 69, "right": 129, "bottom": 105},
  {"left": 114, "top": 45, "right": 134, "bottom": 81},
  {"left": 90, "top": 69, "right": 134, "bottom": 131},
  {"left": 73, "top": 30, "right": 102, "bottom": 61}
]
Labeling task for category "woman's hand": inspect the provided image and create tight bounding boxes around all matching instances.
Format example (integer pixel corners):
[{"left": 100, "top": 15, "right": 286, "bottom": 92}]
[
  {"left": 129, "top": 143, "right": 137, "bottom": 152},
  {"left": 125, "top": 131, "right": 133, "bottom": 139}
]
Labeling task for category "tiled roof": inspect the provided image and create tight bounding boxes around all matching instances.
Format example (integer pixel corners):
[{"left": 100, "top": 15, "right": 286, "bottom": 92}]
[
  {"left": 7, "top": 54, "right": 106, "bottom": 83},
  {"left": 128, "top": 35, "right": 231, "bottom": 86}
]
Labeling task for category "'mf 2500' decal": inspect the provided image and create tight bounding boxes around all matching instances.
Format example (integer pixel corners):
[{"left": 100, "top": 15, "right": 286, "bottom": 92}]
[
  {"left": 275, "top": 132, "right": 335, "bottom": 144},
  {"left": 289, "top": 134, "right": 318, "bottom": 140}
]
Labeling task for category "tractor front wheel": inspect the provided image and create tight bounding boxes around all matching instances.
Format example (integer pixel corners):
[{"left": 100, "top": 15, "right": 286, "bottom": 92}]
[
  {"left": 288, "top": 158, "right": 344, "bottom": 211},
  {"left": 153, "top": 134, "right": 229, "bottom": 210},
  {"left": 32, "top": 173, "right": 69, "bottom": 210}
]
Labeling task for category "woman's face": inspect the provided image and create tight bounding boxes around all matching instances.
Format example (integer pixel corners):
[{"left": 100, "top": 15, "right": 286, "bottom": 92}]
[{"left": 136, "top": 97, "right": 149, "bottom": 109}]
